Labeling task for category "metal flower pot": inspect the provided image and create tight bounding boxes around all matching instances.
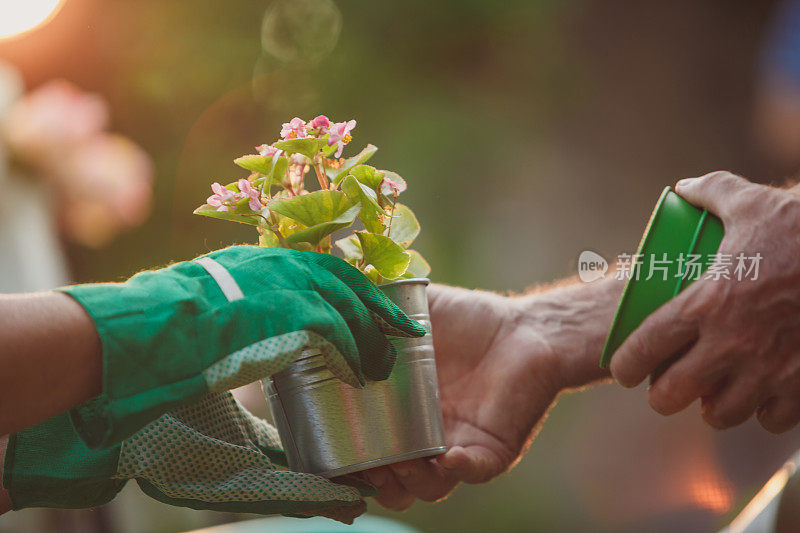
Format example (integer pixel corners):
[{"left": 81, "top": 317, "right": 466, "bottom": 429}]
[{"left": 262, "top": 278, "right": 446, "bottom": 478}]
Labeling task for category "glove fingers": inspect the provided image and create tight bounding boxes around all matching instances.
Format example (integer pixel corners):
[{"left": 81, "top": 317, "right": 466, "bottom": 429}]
[
  {"left": 313, "top": 283, "right": 398, "bottom": 382},
  {"left": 304, "top": 254, "right": 427, "bottom": 338},
  {"left": 122, "top": 402, "right": 366, "bottom": 523}
]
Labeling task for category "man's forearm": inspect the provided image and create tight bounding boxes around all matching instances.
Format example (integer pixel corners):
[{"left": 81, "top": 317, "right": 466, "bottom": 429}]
[
  {"left": 517, "top": 277, "right": 624, "bottom": 390},
  {"left": 0, "top": 292, "right": 101, "bottom": 436}
]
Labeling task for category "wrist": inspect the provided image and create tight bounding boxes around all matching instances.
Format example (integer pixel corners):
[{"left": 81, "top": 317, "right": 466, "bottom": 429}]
[{"left": 513, "top": 277, "right": 623, "bottom": 391}]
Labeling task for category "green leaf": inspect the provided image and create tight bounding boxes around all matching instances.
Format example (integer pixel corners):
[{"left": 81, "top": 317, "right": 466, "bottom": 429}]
[
  {"left": 193, "top": 204, "right": 263, "bottom": 226},
  {"left": 334, "top": 234, "right": 363, "bottom": 265},
  {"left": 290, "top": 242, "right": 315, "bottom": 252},
  {"left": 268, "top": 190, "right": 353, "bottom": 226},
  {"left": 348, "top": 165, "right": 385, "bottom": 190},
  {"left": 356, "top": 232, "right": 410, "bottom": 279},
  {"left": 235, "top": 155, "right": 275, "bottom": 174},
  {"left": 258, "top": 228, "right": 281, "bottom": 247},
  {"left": 236, "top": 155, "right": 289, "bottom": 191},
  {"left": 286, "top": 204, "right": 361, "bottom": 246},
  {"left": 403, "top": 250, "right": 431, "bottom": 278},
  {"left": 273, "top": 138, "right": 321, "bottom": 159},
  {"left": 387, "top": 203, "right": 420, "bottom": 248},
  {"left": 269, "top": 190, "right": 361, "bottom": 247},
  {"left": 341, "top": 175, "right": 385, "bottom": 234},
  {"left": 320, "top": 139, "right": 338, "bottom": 158},
  {"left": 328, "top": 144, "right": 378, "bottom": 184}
]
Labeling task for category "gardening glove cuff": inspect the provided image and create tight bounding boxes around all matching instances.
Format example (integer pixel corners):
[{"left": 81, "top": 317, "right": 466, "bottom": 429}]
[
  {"left": 57, "top": 245, "right": 426, "bottom": 451},
  {"left": 3, "top": 413, "right": 124, "bottom": 510}
]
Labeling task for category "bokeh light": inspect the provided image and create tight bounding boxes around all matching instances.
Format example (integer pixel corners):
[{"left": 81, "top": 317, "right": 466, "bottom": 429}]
[
  {"left": 0, "top": 0, "right": 66, "bottom": 40},
  {"left": 261, "top": 0, "right": 341, "bottom": 63}
]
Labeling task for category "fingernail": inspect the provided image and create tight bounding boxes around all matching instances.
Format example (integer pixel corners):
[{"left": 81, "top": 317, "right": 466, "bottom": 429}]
[
  {"left": 676, "top": 178, "right": 697, "bottom": 189},
  {"left": 436, "top": 449, "right": 457, "bottom": 470}
]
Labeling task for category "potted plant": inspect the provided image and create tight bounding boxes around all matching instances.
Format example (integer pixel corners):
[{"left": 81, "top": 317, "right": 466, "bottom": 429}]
[{"left": 194, "top": 115, "right": 445, "bottom": 477}]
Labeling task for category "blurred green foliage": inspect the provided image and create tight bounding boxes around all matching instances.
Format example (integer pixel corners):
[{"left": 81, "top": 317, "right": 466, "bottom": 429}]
[{"left": 61, "top": 0, "right": 584, "bottom": 289}]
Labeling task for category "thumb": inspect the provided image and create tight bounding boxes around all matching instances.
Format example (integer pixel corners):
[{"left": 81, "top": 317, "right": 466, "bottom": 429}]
[
  {"left": 674, "top": 171, "right": 753, "bottom": 219},
  {"left": 436, "top": 445, "right": 502, "bottom": 484}
]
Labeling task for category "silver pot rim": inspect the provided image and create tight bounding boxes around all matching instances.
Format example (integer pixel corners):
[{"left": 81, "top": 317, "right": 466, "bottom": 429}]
[{"left": 378, "top": 277, "right": 430, "bottom": 288}]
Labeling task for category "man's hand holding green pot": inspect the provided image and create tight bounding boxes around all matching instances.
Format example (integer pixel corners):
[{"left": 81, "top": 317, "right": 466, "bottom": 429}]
[{"left": 60, "top": 245, "right": 426, "bottom": 450}]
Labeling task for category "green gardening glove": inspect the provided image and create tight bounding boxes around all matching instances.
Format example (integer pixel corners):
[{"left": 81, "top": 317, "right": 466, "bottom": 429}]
[
  {"left": 4, "top": 392, "right": 374, "bottom": 524},
  {"left": 58, "top": 245, "right": 426, "bottom": 450}
]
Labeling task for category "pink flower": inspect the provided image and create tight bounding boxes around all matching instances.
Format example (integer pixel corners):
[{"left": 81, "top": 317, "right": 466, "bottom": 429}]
[
  {"left": 257, "top": 144, "right": 279, "bottom": 157},
  {"left": 310, "top": 115, "right": 331, "bottom": 132},
  {"left": 327, "top": 119, "right": 356, "bottom": 158},
  {"left": 2, "top": 79, "right": 109, "bottom": 166},
  {"left": 238, "top": 178, "right": 263, "bottom": 211},
  {"left": 59, "top": 134, "right": 153, "bottom": 247},
  {"left": 383, "top": 178, "right": 406, "bottom": 194},
  {"left": 290, "top": 153, "right": 308, "bottom": 165},
  {"left": 207, "top": 182, "right": 245, "bottom": 212},
  {"left": 280, "top": 117, "right": 307, "bottom": 139}
]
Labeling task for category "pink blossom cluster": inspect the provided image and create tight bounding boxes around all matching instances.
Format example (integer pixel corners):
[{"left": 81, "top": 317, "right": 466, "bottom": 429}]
[
  {"left": 278, "top": 115, "right": 356, "bottom": 158},
  {"left": 207, "top": 179, "right": 261, "bottom": 212}
]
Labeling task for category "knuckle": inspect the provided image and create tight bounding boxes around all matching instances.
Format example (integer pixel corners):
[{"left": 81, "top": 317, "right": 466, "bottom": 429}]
[
  {"left": 697, "top": 170, "right": 737, "bottom": 193},
  {"left": 703, "top": 170, "right": 735, "bottom": 183},
  {"left": 624, "top": 333, "right": 650, "bottom": 362},
  {"left": 679, "top": 287, "right": 717, "bottom": 321}
]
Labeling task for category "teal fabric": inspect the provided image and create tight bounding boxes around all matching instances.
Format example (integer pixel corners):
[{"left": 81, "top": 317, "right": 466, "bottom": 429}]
[
  {"left": 58, "top": 246, "right": 426, "bottom": 451},
  {"left": 3, "top": 413, "right": 124, "bottom": 509}
]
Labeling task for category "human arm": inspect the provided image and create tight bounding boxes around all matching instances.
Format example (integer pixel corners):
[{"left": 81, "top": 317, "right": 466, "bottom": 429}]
[
  {"left": 0, "top": 292, "right": 101, "bottom": 436},
  {"left": 610, "top": 172, "right": 800, "bottom": 433},
  {"left": 0, "top": 246, "right": 425, "bottom": 451},
  {"left": 365, "top": 276, "right": 623, "bottom": 510}
]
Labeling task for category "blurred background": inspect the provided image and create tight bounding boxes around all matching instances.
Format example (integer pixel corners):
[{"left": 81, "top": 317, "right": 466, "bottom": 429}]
[{"left": 2, "top": 0, "right": 800, "bottom": 531}]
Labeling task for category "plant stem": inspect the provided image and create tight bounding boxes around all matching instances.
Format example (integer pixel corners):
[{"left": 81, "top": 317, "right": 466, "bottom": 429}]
[
  {"left": 313, "top": 155, "right": 330, "bottom": 190},
  {"left": 268, "top": 212, "right": 289, "bottom": 247},
  {"left": 384, "top": 192, "right": 399, "bottom": 236}
]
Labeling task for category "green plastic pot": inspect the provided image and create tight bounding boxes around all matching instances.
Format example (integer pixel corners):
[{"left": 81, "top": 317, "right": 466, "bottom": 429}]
[{"left": 599, "top": 186, "right": 724, "bottom": 369}]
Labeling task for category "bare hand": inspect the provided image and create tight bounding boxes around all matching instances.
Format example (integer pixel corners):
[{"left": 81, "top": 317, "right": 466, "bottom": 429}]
[
  {"left": 365, "top": 279, "right": 620, "bottom": 510},
  {"left": 610, "top": 171, "right": 800, "bottom": 433},
  {"left": 362, "top": 285, "right": 559, "bottom": 510}
]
